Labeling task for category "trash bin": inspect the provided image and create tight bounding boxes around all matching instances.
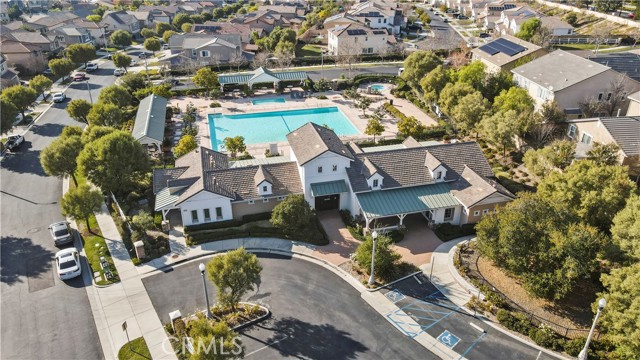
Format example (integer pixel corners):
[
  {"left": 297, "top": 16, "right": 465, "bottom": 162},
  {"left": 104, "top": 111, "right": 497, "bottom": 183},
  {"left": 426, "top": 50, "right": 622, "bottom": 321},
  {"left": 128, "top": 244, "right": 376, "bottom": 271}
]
[{"left": 389, "top": 99, "right": 394, "bottom": 106}]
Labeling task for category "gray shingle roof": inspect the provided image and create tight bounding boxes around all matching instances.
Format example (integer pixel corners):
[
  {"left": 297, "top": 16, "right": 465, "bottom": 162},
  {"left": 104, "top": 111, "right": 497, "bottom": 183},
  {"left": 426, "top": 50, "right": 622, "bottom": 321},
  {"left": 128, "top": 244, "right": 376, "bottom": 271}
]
[
  {"left": 599, "top": 116, "right": 640, "bottom": 156},
  {"left": 450, "top": 166, "right": 514, "bottom": 207},
  {"left": 587, "top": 53, "right": 640, "bottom": 82},
  {"left": 512, "top": 50, "right": 610, "bottom": 92},
  {"left": 209, "top": 162, "right": 302, "bottom": 201},
  {"left": 153, "top": 167, "right": 188, "bottom": 194},
  {"left": 132, "top": 94, "right": 167, "bottom": 143},
  {"left": 287, "top": 122, "right": 355, "bottom": 166},
  {"left": 346, "top": 142, "right": 494, "bottom": 193}
]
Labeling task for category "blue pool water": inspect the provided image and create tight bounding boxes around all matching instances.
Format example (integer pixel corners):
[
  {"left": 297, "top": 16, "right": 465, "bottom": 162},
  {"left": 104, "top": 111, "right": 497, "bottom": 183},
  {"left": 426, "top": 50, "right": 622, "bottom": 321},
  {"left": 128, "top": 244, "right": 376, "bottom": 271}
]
[
  {"left": 209, "top": 107, "right": 359, "bottom": 150},
  {"left": 371, "top": 84, "right": 386, "bottom": 91},
  {"left": 252, "top": 98, "right": 286, "bottom": 105}
]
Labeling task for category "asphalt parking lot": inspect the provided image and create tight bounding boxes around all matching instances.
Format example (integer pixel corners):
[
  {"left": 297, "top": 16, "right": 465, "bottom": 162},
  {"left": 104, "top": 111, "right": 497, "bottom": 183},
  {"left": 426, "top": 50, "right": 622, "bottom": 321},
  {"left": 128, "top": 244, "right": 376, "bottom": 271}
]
[{"left": 381, "top": 274, "right": 559, "bottom": 360}]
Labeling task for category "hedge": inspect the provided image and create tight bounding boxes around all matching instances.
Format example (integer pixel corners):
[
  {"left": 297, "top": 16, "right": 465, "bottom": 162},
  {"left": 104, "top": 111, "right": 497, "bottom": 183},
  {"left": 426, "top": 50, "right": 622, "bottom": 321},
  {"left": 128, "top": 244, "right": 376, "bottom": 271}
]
[
  {"left": 383, "top": 103, "right": 448, "bottom": 141},
  {"left": 433, "top": 223, "right": 476, "bottom": 241},
  {"left": 184, "top": 212, "right": 272, "bottom": 233}
]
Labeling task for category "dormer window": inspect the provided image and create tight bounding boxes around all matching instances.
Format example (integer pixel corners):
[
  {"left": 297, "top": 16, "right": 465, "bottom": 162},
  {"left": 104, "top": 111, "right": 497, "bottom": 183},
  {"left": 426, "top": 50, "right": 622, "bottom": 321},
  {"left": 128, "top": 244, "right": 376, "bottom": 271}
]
[
  {"left": 373, "top": 179, "right": 379, "bottom": 188},
  {"left": 318, "top": 166, "right": 323, "bottom": 173},
  {"left": 436, "top": 171, "right": 442, "bottom": 180},
  {"left": 332, "top": 165, "right": 337, "bottom": 171},
  {"left": 262, "top": 185, "right": 268, "bottom": 192}
]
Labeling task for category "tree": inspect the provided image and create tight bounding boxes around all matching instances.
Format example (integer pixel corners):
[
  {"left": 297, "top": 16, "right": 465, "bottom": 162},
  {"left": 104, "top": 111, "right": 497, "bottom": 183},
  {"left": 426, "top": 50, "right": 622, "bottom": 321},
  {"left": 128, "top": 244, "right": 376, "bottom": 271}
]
[
  {"left": 86, "top": 14, "right": 102, "bottom": 23},
  {"left": 206, "top": 247, "right": 262, "bottom": 310},
  {"left": 594, "top": 0, "right": 622, "bottom": 12},
  {"left": 110, "top": 30, "right": 132, "bottom": 48},
  {"left": 611, "top": 194, "right": 640, "bottom": 260},
  {"left": 174, "top": 135, "right": 197, "bottom": 158},
  {"left": 77, "top": 131, "right": 150, "bottom": 194},
  {"left": 401, "top": 50, "right": 441, "bottom": 89},
  {"left": 131, "top": 210, "right": 154, "bottom": 231},
  {"left": 439, "top": 82, "right": 475, "bottom": 115},
  {"left": 193, "top": 67, "right": 220, "bottom": 96},
  {"left": 1, "top": 85, "right": 37, "bottom": 119},
  {"left": 365, "top": 116, "right": 384, "bottom": 143},
  {"left": 597, "top": 262, "right": 640, "bottom": 358},
  {"left": 8, "top": 4, "right": 22, "bottom": 20},
  {"left": 188, "top": 316, "right": 244, "bottom": 360},
  {"left": 564, "top": 13, "right": 578, "bottom": 27},
  {"left": 539, "top": 100, "right": 566, "bottom": 124},
  {"left": 65, "top": 43, "right": 96, "bottom": 67},
  {"left": 251, "top": 51, "right": 271, "bottom": 70},
  {"left": 40, "top": 134, "right": 83, "bottom": 185},
  {"left": 61, "top": 184, "right": 103, "bottom": 229},
  {"left": 81, "top": 125, "right": 116, "bottom": 145},
  {"left": 420, "top": 65, "right": 450, "bottom": 103},
  {"left": 515, "top": 18, "right": 541, "bottom": 41},
  {"left": 181, "top": 22, "right": 193, "bottom": 33},
  {"left": 482, "top": 71, "right": 513, "bottom": 103},
  {"left": 119, "top": 72, "right": 147, "bottom": 92},
  {"left": 112, "top": 53, "right": 132, "bottom": 73},
  {"left": 585, "top": 142, "right": 620, "bottom": 166},
  {"left": 457, "top": 61, "right": 486, "bottom": 91},
  {"left": 28, "top": 75, "right": 53, "bottom": 101},
  {"left": 270, "top": 194, "right": 313, "bottom": 234},
  {"left": 451, "top": 91, "right": 490, "bottom": 136},
  {"left": 172, "top": 13, "right": 192, "bottom": 29},
  {"left": 493, "top": 87, "right": 534, "bottom": 115},
  {"left": 523, "top": 139, "right": 576, "bottom": 177},
  {"left": 212, "top": 8, "right": 225, "bottom": 19},
  {"left": 1, "top": 98, "right": 17, "bottom": 134},
  {"left": 162, "top": 30, "right": 177, "bottom": 44},
  {"left": 601, "top": 76, "right": 628, "bottom": 116},
  {"left": 274, "top": 40, "right": 295, "bottom": 70},
  {"left": 156, "top": 22, "right": 172, "bottom": 37},
  {"left": 66, "top": 99, "right": 93, "bottom": 122},
  {"left": 537, "top": 160, "right": 636, "bottom": 231},
  {"left": 48, "top": 58, "right": 75, "bottom": 81},
  {"left": 87, "top": 103, "right": 124, "bottom": 127},
  {"left": 313, "top": 78, "right": 330, "bottom": 93},
  {"left": 98, "top": 85, "right": 132, "bottom": 107},
  {"left": 223, "top": 136, "right": 246, "bottom": 158},
  {"left": 355, "top": 96, "right": 372, "bottom": 116},
  {"left": 143, "top": 38, "right": 161, "bottom": 55},
  {"left": 354, "top": 234, "right": 401, "bottom": 281},
  {"left": 479, "top": 110, "right": 521, "bottom": 156},
  {"left": 141, "top": 28, "right": 155, "bottom": 38},
  {"left": 397, "top": 116, "right": 425, "bottom": 138}
]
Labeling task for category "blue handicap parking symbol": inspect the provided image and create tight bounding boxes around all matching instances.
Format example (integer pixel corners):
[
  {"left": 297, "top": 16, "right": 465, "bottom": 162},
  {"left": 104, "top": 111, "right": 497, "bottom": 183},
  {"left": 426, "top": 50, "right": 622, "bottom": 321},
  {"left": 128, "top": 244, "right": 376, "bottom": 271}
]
[
  {"left": 437, "top": 330, "right": 460, "bottom": 349},
  {"left": 385, "top": 290, "right": 406, "bottom": 303}
]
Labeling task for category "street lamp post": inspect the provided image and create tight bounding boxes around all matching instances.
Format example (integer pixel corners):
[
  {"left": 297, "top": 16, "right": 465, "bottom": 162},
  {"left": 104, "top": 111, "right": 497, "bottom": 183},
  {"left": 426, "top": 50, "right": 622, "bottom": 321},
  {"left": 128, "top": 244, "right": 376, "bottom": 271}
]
[
  {"left": 198, "top": 263, "right": 213, "bottom": 319},
  {"left": 368, "top": 231, "right": 378, "bottom": 286},
  {"left": 578, "top": 298, "right": 607, "bottom": 360},
  {"left": 85, "top": 80, "right": 93, "bottom": 103}
]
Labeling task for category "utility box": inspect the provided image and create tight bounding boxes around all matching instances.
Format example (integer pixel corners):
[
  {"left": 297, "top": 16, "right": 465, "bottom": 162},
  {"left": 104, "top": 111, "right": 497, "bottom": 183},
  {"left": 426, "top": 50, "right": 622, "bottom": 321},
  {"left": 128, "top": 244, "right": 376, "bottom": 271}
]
[
  {"left": 169, "top": 310, "right": 182, "bottom": 332},
  {"left": 134, "top": 241, "right": 145, "bottom": 259}
]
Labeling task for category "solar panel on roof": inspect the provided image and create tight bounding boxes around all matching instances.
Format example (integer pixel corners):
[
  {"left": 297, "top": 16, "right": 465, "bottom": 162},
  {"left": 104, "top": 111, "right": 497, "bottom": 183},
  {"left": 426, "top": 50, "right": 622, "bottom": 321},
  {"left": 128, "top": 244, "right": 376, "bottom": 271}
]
[
  {"left": 346, "top": 29, "right": 367, "bottom": 35},
  {"left": 491, "top": 38, "right": 526, "bottom": 57},
  {"left": 479, "top": 43, "right": 500, "bottom": 55}
]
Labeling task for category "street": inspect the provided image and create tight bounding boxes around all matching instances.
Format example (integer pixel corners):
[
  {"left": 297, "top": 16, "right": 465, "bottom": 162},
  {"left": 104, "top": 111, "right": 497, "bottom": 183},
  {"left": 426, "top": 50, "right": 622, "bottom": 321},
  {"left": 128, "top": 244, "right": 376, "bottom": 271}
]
[
  {"left": 414, "top": 7, "right": 465, "bottom": 51},
  {"left": 142, "top": 254, "right": 437, "bottom": 360},
  {"left": 0, "top": 61, "right": 117, "bottom": 360}
]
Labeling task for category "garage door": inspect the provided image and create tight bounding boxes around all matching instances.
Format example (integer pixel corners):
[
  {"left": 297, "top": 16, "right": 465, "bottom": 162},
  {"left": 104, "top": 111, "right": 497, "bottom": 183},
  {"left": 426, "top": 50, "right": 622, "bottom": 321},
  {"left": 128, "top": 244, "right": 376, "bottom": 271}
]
[{"left": 315, "top": 194, "right": 340, "bottom": 211}]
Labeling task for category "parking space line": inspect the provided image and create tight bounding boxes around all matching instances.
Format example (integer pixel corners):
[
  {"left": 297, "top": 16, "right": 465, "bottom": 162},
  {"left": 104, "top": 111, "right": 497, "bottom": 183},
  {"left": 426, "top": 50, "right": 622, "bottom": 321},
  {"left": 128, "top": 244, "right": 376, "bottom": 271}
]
[
  {"left": 457, "top": 332, "right": 487, "bottom": 360},
  {"left": 245, "top": 335, "right": 289, "bottom": 357}
]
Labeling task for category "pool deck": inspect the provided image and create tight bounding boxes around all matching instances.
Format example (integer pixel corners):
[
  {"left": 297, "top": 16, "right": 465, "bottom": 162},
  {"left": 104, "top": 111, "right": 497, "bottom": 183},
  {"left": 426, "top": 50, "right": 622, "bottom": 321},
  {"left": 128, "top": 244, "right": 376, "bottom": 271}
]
[{"left": 169, "top": 85, "right": 438, "bottom": 159}]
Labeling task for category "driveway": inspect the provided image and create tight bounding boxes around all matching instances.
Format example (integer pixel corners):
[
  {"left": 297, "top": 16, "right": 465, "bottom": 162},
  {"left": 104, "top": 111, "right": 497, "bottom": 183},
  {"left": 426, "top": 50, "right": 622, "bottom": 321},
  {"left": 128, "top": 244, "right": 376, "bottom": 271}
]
[
  {"left": 142, "top": 254, "right": 438, "bottom": 360},
  {"left": 392, "top": 214, "right": 443, "bottom": 268},
  {"left": 313, "top": 211, "right": 360, "bottom": 266}
]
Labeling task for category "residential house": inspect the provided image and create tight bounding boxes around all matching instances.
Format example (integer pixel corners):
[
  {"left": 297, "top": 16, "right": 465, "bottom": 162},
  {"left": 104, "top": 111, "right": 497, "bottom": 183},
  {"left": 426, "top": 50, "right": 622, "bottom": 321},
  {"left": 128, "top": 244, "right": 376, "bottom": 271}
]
[
  {"left": 153, "top": 123, "right": 514, "bottom": 229},
  {"left": 511, "top": 50, "right": 640, "bottom": 118},
  {"left": 260, "top": 5, "right": 306, "bottom": 19},
  {"left": 73, "top": 19, "right": 109, "bottom": 47},
  {"left": 1, "top": 2, "right": 10, "bottom": 23},
  {"left": 2, "top": 30, "right": 62, "bottom": 53},
  {"left": 165, "top": 33, "right": 254, "bottom": 67},
  {"left": 101, "top": 10, "right": 141, "bottom": 38},
  {"left": 192, "top": 22, "right": 262, "bottom": 44},
  {"left": 347, "top": 0, "right": 404, "bottom": 34},
  {"left": 471, "top": 35, "right": 546, "bottom": 73},
  {"left": 0, "top": 40, "right": 47, "bottom": 73},
  {"left": 133, "top": 94, "right": 168, "bottom": 149},
  {"left": 496, "top": 5, "right": 537, "bottom": 35},
  {"left": 0, "top": 54, "right": 20, "bottom": 89},
  {"left": 627, "top": 90, "right": 640, "bottom": 116},
  {"left": 138, "top": 5, "right": 180, "bottom": 24},
  {"left": 328, "top": 24, "right": 394, "bottom": 56},
  {"left": 587, "top": 52, "right": 640, "bottom": 82},
  {"left": 21, "top": 11, "right": 79, "bottom": 33},
  {"left": 566, "top": 116, "right": 640, "bottom": 175},
  {"left": 539, "top": 16, "right": 574, "bottom": 35},
  {"left": 230, "top": 10, "right": 281, "bottom": 32},
  {"left": 127, "top": 11, "right": 153, "bottom": 29},
  {"left": 49, "top": 26, "right": 94, "bottom": 46},
  {"left": 479, "top": 0, "right": 517, "bottom": 30}
]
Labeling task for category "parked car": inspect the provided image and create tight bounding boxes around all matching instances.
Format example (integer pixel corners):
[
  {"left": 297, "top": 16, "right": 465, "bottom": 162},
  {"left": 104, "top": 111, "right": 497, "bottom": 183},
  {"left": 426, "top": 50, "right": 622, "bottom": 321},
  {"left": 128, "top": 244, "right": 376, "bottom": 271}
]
[
  {"left": 55, "top": 248, "right": 82, "bottom": 280},
  {"left": 85, "top": 62, "right": 98, "bottom": 72},
  {"left": 113, "top": 68, "right": 125, "bottom": 76},
  {"left": 139, "top": 52, "right": 150, "bottom": 59},
  {"left": 443, "top": 18, "right": 449, "bottom": 23},
  {"left": 73, "top": 72, "right": 86, "bottom": 81},
  {"left": 52, "top": 92, "right": 66, "bottom": 103},
  {"left": 162, "top": 43, "right": 169, "bottom": 50},
  {"left": 43, "top": 68, "right": 52, "bottom": 75},
  {"left": 4, "top": 135, "right": 24, "bottom": 152},
  {"left": 457, "top": 15, "right": 468, "bottom": 19},
  {"left": 162, "top": 78, "right": 179, "bottom": 86},
  {"left": 479, "top": 32, "right": 490, "bottom": 38},
  {"left": 49, "top": 221, "right": 73, "bottom": 247}
]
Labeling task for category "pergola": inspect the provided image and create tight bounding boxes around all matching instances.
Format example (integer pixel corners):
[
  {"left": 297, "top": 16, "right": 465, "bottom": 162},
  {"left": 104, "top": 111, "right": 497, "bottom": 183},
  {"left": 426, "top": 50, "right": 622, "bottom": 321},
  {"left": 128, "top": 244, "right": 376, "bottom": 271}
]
[{"left": 218, "top": 67, "right": 308, "bottom": 90}]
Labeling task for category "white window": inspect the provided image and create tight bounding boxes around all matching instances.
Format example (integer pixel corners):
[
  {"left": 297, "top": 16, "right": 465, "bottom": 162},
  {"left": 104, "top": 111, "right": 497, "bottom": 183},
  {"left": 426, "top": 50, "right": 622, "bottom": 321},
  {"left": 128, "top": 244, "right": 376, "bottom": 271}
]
[
  {"left": 248, "top": 200, "right": 255, "bottom": 205},
  {"left": 263, "top": 198, "right": 269, "bottom": 203},
  {"left": 567, "top": 124, "right": 576, "bottom": 138},
  {"left": 444, "top": 208, "right": 454, "bottom": 220},
  {"left": 191, "top": 49, "right": 197, "bottom": 56},
  {"left": 215, "top": 207, "right": 223, "bottom": 220},
  {"left": 482, "top": 209, "right": 489, "bottom": 215},
  {"left": 473, "top": 210, "right": 480, "bottom": 216},
  {"left": 262, "top": 185, "right": 268, "bottom": 192},
  {"left": 200, "top": 50, "right": 210, "bottom": 57},
  {"left": 204, "top": 208, "right": 211, "bottom": 222},
  {"left": 581, "top": 133, "right": 592, "bottom": 145},
  {"left": 377, "top": 18, "right": 381, "bottom": 23},
  {"left": 373, "top": 179, "right": 379, "bottom": 188},
  {"left": 191, "top": 210, "right": 199, "bottom": 223},
  {"left": 332, "top": 164, "right": 337, "bottom": 171},
  {"left": 318, "top": 166, "right": 323, "bottom": 173}
]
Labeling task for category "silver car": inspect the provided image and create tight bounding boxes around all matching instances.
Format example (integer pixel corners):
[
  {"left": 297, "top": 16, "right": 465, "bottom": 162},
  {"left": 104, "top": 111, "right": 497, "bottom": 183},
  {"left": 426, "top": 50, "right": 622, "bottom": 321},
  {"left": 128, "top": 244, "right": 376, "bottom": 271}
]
[{"left": 49, "top": 221, "right": 73, "bottom": 246}]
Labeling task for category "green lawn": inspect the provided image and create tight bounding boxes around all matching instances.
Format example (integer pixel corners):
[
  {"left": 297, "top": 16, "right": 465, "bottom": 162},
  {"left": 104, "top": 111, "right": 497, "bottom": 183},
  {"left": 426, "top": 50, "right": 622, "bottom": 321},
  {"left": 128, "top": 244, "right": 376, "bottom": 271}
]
[
  {"left": 295, "top": 44, "right": 323, "bottom": 57},
  {"left": 118, "top": 337, "right": 151, "bottom": 360},
  {"left": 555, "top": 43, "right": 615, "bottom": 50}
]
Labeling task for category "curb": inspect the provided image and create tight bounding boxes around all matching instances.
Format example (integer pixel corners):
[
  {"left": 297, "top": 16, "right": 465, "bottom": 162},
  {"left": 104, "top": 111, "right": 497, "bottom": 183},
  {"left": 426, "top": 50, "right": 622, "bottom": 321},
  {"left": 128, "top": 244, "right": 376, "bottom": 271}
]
[{"left": 231, "top": 302, "right": 272, "bottom": 332}]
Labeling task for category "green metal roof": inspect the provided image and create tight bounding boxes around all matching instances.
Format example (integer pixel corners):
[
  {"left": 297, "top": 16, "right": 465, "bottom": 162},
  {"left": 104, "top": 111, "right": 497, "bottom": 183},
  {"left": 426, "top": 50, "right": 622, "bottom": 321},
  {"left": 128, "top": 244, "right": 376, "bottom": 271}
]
[
  {"left": 356, "top": 183, "right": 460, "bottom": 219},
  {"left": 154, "top": 187, "right": 185, "bottom": 211},
  {"left": 311, "top": 180, "right": 349, "bottom": 197},
  {"left": 219, "top": 67, "right": 308, "bottom": 85},
  {"left": 218, "top": 74, "right": 253, "bottom": 85}
]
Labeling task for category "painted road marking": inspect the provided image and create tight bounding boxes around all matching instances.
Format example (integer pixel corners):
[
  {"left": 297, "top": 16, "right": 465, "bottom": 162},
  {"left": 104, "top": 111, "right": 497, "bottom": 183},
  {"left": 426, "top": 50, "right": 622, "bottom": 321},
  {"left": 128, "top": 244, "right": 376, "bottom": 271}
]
[
  {"left": 437, "top": 330, "right": 460, "bottom": 349},
  {"left": 386, "top": 289, "right": 406, "bottom": 303},
  {"left": 245, "top": 335, "right": 289, "bottom": 357},
  {"left": 469, "top": 322, "right": 486, "bottom": 333}
]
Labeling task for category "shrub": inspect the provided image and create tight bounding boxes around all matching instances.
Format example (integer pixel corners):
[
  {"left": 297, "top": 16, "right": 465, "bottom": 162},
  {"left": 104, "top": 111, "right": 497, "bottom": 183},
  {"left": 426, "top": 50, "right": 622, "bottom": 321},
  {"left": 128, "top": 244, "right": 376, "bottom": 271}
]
[
  {"left": 154, "top": 212, "right": 163, "bottom": 229},
  {"left": 173, "top": 318, "right": 187, "bottom": 337},
  {"left": 209, "top": 102, "right": 221, "bottom": 108},
  {"left": 339, "top": 209, "right": 354, "bottom": 226},
  {"left": 316, "top": 95, "right": 327, "bottom": 99},
  {"left": 354, "top": 234, "right": 401, "bottom": 281},
  {"left": 528, "top": 325, "right": 562, "bottom": 351},
  {"left": 497, "top": 309, "right": 533, "bottom": 334},
  {"left": 563, "top": 337, "right": 585, "bottom": 356},
  {"left": 242, "top": 212, "right": 272, "bottom": 222}
]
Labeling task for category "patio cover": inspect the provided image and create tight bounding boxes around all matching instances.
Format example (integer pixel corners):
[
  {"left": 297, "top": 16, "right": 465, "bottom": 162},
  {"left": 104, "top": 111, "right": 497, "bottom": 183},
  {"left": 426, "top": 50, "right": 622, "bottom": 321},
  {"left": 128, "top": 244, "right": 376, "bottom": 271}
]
[
  {"left": 218, "top": 67, "right": 308, "bottom": 86},
  {"left": 154, "top": 187, "right": 186, "bottom": 211},
  {"left": 356, "top": 183, "right": 460, "bottom": 219},
  {"left": 311, "top": 180, "right": 349, "bottom": 197},
  {"left": 132, "top": 94, "right": 167, "bottom": 145}
]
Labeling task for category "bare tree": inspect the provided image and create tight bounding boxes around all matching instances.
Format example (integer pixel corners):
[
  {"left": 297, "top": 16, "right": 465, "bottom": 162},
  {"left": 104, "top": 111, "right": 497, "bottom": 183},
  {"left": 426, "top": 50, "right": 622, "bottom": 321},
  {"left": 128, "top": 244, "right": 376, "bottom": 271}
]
[
  {"left": 602, "top": 75, "right": 628, "bottom": 116},
  {"left": 447, "top": 49, "right": 470, "bottom": 69},
  {"left": 579, "top": 96, "right": 604, "bottom": 118},
  {"left": 591, "top": 24, "right": 613, "bottom": 55},
  {"left": 210, "top": 52, "right": 222, "bottom": 72},
  {"left": 337, "top": 40, "right": 362, "bottom": 78},
  {"left": 229, "top": 50, "right": 246, "bottom": 72},
  {"left": 252, "top": 51, "right": 271, "bottom": 69}
]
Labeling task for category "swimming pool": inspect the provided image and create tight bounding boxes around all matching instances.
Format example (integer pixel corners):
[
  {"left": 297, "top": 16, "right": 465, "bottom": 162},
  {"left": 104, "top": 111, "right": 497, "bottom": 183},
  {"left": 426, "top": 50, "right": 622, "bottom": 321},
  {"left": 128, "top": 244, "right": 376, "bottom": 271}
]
[
  {"left": 371, "top": 84, "right": 386, "bottom": 91},
  {"left": 209, "top": 107, "right": 359, "bottom": 150},
  {"left": 252, "top": 98, "right": 285, "bottom": 105}
]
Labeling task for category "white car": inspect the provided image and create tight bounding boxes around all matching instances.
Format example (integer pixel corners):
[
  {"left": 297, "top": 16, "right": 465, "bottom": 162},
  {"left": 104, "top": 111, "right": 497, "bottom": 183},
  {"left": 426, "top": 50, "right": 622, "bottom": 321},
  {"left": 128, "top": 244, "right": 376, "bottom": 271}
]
[
  {"left": 55, "top": 248, "right": 82, "bottom": 280},
  {"left": 85, "top": 62, "right": 98, "bottom": 72},
  {"left": 113, "top": 68, "right": 125, "bottom": 76},
  {"left": 52, "top": 92, "right": 66, "bottom": 103}
]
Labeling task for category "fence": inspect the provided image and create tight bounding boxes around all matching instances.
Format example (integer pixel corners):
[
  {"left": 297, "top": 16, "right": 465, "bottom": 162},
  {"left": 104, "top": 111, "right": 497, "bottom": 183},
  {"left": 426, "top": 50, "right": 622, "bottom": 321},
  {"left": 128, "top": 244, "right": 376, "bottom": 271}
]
[
  {"left": 550, "top": 36, "right": 621, "bottom": 44},
  {"left": 459, "top": 243, "right": 599, "bottom": 340},
  {"left": 109, "top": 192, "right": 134, "bottom": 235}
]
